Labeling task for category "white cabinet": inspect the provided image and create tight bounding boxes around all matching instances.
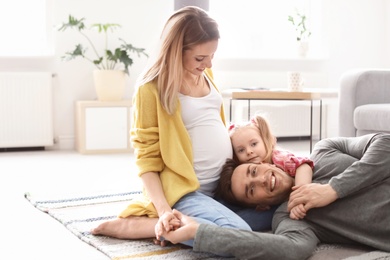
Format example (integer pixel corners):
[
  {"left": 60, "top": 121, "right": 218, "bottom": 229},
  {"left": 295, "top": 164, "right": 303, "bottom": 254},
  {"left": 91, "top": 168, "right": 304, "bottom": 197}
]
[{"left": 75, "top": 100, "right": 132, "bottom": 154}]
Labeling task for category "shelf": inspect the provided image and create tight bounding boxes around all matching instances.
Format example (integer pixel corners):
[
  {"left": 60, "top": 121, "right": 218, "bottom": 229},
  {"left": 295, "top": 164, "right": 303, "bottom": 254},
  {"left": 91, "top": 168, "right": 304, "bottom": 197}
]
[{"left": 75, "top": 100, "right": 132, "bottom": 154}]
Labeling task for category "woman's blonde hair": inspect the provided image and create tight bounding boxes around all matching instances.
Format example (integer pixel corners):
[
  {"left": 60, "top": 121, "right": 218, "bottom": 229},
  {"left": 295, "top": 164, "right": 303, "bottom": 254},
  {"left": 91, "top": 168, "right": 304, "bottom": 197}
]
[{"left": 137, "top": 6, "right": 220, "bottom": 115}]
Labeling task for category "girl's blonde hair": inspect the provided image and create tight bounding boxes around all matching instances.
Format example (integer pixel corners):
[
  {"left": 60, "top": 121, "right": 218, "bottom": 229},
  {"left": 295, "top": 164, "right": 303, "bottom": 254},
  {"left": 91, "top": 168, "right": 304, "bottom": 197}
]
[
  {"left": 229, "top": 114, "right": 276, "bottom": 163},
  {"left": 137, "top": 6, "right": 220, "bottom": 115}
]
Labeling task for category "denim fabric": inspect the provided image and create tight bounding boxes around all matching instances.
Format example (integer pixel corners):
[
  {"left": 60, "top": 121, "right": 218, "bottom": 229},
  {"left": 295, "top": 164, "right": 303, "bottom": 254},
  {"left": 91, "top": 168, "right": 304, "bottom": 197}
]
[{"left": 173, "top": 191, "right": 251, "bottom": 247}]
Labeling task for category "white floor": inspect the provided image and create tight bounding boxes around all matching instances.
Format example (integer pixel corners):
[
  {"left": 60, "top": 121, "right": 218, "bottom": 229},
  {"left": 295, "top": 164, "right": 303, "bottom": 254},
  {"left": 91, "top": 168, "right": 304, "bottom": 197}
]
[{"left": 1, "top": 140, "right": 310, "bottom": 260}]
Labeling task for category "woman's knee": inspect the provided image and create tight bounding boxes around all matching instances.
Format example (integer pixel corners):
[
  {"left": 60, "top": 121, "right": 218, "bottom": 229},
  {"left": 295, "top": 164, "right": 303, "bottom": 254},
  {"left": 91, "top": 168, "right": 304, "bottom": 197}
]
[{"left": 174, "top": 192, "right": 251, "bottom": 230}]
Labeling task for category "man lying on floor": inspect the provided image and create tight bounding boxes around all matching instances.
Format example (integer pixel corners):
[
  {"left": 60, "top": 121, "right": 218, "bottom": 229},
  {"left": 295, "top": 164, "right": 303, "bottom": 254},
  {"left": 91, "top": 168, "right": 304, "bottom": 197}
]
[{"left": 160, "top": 133, "right": 390, "bottom": 260}]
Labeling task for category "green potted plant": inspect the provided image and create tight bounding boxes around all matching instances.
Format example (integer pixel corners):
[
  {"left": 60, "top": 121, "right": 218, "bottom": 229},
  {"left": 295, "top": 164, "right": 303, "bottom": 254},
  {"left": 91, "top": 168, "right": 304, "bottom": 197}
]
[
  {"left": 58, "top": 15, "right": 148, "bottom": 101},
  {"left": 288, "top": 10, "right": 311, "bottom": 57}
]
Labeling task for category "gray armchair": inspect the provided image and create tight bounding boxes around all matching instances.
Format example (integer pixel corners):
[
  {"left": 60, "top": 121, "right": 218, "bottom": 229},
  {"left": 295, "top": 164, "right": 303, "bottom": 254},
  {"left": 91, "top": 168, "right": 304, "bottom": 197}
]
[{"left": 339, "top": 69, "right": 390, "bottom": 137}]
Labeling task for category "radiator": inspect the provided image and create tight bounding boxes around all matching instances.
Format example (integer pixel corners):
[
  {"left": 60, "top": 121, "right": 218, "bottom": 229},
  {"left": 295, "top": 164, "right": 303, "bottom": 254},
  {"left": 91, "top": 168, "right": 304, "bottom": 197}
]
[{"left": 0, "top": 72, "right": 53, "bottom": 148}]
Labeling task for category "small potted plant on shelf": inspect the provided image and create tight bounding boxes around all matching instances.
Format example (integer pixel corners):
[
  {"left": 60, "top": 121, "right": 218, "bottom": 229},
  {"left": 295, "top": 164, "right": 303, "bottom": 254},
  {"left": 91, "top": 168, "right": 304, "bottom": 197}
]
[
  {"left": 58, "top": 15, "right": 148, "bottom": 101},
  {"left": 288, "top": 10, "right": 311, "bottom": 57}
]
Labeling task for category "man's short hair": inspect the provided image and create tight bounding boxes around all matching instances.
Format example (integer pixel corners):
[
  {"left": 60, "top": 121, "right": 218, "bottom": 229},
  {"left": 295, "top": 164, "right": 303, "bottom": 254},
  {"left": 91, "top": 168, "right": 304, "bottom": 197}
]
[{"left": 214, "top": 158, "right": 242, "bottom": 206}]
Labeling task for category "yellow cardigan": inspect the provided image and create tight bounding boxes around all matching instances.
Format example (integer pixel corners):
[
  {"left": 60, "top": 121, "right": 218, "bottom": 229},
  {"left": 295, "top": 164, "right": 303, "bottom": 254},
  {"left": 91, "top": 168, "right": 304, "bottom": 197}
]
[{"left": 119, "top": 69, "right": 226, "bottom": 218}]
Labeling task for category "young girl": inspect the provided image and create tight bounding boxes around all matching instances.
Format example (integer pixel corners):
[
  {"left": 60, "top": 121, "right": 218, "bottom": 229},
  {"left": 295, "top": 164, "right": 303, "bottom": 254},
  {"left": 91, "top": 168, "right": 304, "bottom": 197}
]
[{"left": 220, "top": 114, "right": 314, "bottom": 219}]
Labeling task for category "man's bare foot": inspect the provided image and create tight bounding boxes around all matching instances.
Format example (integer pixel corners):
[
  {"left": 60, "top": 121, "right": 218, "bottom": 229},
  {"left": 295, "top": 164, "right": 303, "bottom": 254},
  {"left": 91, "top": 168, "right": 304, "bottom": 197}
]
[{"left": 91, "top": 216, "right": 157, "bottom": 239}]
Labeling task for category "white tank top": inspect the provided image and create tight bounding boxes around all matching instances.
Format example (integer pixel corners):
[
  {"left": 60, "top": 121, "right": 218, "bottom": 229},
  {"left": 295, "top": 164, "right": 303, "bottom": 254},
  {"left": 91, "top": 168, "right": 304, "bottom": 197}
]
[{"left": 179, "top": 77, "right": 232, "bottom": 197}]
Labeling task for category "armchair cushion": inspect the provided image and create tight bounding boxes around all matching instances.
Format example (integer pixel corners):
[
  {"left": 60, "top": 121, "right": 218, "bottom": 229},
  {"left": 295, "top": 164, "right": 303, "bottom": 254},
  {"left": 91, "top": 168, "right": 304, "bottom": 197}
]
[
  {"left": 354, "top": 104, "right": 390, "bottom": 136},
  {"left": 339, "top": 69, "right": 390, "bottom": 136}
]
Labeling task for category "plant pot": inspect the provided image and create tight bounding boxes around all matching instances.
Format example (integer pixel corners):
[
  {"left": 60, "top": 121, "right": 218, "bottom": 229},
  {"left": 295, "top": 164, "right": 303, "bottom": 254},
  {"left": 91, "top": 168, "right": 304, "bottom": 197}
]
[
  {"left": 93, "top": 70, "right": 126, "bottom": 101},
  {"left": 297, "top": 41, "right": 309, "bottom": 57}
]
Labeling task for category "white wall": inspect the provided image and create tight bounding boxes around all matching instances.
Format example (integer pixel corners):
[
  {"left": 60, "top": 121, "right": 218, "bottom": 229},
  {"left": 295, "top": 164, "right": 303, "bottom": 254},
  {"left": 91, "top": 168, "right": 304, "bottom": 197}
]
[{"left": 0, "top": 0, "right": 389, "bottom": 150}]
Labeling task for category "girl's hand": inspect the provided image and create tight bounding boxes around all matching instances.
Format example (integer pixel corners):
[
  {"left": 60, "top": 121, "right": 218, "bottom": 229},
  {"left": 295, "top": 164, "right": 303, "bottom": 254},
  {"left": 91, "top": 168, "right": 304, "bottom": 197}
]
[
  {"left": 288, "top": 183, "right": 338, "bottom": 212},
  {"left": 155, "top": 211, "right": 181, "bottom": 241},
  {"left": 289, "top": 204, "right": 306, "bottom": 220}
]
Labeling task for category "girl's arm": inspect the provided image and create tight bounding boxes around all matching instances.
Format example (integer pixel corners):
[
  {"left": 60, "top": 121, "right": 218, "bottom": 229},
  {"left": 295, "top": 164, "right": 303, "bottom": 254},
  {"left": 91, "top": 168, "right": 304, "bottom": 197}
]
[
  {"left": 289, "top": 162, "right": 313, "bottom": 219},
  {"left": 294, "top": 163, "right": 313, "bottom": 187}
]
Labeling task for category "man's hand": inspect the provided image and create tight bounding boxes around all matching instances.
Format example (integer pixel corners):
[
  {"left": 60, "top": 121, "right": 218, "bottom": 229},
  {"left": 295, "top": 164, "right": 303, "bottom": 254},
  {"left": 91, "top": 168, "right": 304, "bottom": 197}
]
[
  {"left": 288, "top": 183, "right": 338, "bottom": 212},
  {"left": 160, "top": 209, "right": 200, "bottom": 244}
]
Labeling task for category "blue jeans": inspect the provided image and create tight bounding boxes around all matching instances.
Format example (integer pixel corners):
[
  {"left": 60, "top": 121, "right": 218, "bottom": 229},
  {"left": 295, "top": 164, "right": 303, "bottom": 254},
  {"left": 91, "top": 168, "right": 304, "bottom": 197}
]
[{"left": 173, "top": 191, "right": 251, "bottom": 247}]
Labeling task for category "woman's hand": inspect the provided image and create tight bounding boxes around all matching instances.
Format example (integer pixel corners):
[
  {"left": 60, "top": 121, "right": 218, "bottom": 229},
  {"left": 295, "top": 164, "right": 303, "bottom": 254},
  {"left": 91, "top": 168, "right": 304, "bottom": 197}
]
[
  {"left": 288, "top": 183, "right": 338, "bottom": 212},
  {"left": 155, "top": 211, "right": 181, "bottom": 241},
  {"left": 160, "top": 209, "right": 200, "bottom": 244}
]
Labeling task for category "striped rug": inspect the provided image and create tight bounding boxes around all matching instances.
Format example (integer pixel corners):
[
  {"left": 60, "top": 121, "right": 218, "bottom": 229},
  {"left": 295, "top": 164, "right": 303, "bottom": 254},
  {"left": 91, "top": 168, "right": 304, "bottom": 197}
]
[
  {"left": 25, "top": 190, "right": 390, "bottom": 260},
  {"left": 25, "top": 190, "right": 225, "bottom": 260}
]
